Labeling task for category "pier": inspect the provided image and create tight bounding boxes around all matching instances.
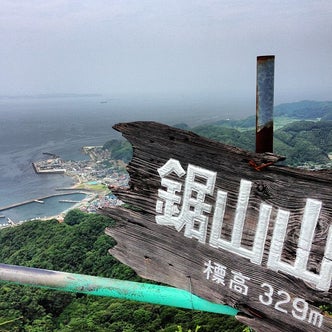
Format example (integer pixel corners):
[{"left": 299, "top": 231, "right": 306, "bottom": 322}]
[
  {"left": 32, "top": 162, "right": 66, "bottom": 174},
  {"left": 0, "top": 192, "right": 86, "bottom": 212}
]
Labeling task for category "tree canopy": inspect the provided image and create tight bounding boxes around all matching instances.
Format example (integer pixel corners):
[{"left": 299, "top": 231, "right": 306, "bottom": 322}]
[{"left": 0, "top": 212, "right": 244, "bottom": 331}]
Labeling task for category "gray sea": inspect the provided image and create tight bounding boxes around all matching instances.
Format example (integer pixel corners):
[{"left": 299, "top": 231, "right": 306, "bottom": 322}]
[{"left": 0, "top": 94, "right": 250, "bottom": 222}]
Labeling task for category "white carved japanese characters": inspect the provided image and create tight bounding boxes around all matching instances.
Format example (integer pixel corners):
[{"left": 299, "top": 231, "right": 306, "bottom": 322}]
[
  {"left": 203, "top": 259, "right": 324, "bottom": 328},
  {"left": 268, "top": 199, "right": 332, "bottom": 292},
  {"left": 155, "top": 158, "right": 332, "bottom": 292}
]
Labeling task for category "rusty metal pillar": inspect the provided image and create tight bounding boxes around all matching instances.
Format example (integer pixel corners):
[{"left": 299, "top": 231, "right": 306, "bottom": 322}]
[{"left": 256, "top": 55, "right": 275, "bottom": 153}]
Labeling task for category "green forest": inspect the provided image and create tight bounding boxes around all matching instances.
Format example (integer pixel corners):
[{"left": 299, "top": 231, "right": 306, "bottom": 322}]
[
  {"left": 105, "top": 100, "right": 332, "bottom": 168},
  {"left": 103, "top": 139, "right": 133, "bottom": 163},
  {"left": 0, "top": 211, "right": 244, "bottom": 331},
  {"left": 193, "top": 119, "right": 332, "bottom": 166},
  {"left": 106, "top": 119, "right": 332, "bottom": 168},
  {"left": 193, "top": 100, "right": 332, "bottom": 167}
]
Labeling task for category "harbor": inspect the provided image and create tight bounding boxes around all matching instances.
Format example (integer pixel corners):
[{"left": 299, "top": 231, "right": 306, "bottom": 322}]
[
  {"left": 32, "top": 161, "right": 66, "bottom": 174},
  {"left": 0, "top": 192, "right": 88, "bottom": 212},
  {"left": 0, "top": 192, "right": 94, "bottom": 226},
  {"left": 0, "top": 145, "right": 129, "bottom": 226}
]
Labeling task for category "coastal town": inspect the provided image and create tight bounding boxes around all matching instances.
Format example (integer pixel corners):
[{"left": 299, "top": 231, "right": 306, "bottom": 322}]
[
  {"left": 33, "top": 145, "right": 130, "bottom": 214},
  {"left": 0, "top": 143, "right": 130, "bottom": 226}
]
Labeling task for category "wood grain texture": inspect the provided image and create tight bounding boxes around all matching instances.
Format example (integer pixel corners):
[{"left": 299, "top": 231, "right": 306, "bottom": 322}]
[{"left": 101, "top": 121, "right": 332, "bottom": 332}]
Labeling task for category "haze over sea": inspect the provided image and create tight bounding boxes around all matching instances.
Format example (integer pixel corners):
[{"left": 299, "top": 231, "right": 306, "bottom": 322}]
[{"left": 0, "top": 94, "right": 252, "bottom": 221}]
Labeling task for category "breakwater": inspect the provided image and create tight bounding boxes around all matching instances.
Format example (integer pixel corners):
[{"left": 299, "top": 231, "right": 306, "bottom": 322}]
[
  {"left": 0, "top": 192, "right": 87, "bottom": 212},
  {"left": 32, "top": 162, "right": 66, "bottom": 174}
]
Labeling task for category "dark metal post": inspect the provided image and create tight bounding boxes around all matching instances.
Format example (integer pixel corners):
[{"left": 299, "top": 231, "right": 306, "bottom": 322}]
[{"left": 256, "top": 55, "right": 275, "bottom": 153}]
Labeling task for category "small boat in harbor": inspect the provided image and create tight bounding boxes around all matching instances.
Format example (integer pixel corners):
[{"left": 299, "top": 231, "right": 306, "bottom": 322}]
[{"left": 34, "top": 200, "right": 45, "bottom": 204}]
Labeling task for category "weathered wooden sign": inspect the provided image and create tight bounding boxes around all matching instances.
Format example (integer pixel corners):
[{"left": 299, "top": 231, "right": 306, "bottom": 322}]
[{"left": 102, "top": 121, "right": 332, "bottom": 332}]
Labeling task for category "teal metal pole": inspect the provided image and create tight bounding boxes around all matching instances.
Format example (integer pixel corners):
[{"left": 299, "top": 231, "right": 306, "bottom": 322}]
[{"left": 0, "top": 263, "right": 238, "bottom": 316}]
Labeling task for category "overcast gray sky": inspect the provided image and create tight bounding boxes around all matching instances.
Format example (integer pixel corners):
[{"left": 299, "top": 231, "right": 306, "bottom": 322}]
[{"left": 1, "top": 0, "right": 331, "bottom": 104}]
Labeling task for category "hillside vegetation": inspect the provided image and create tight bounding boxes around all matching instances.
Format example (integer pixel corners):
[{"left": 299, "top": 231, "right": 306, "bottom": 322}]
[
  {"left": 0, "top": 211, "right": 244, "bottom": 332},
  {"left": 106, "top": 101, "right": 332, "bottom": 168},
  {"left": 274, "top": 100, "right": 332, "bottom": 120},
  {"left": 103, "top": 139, "right": 133, "bottom": 163},
  {"left": 193, "top": 120, "right": 332, "bottom": 167},
  {"left": 213, "top": 100, "right": 332, "bottom": 128}
]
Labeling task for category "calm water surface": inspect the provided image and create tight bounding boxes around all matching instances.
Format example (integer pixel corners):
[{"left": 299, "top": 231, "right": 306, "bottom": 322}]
[{"left": 0, "top": 94, "right": 248, "bottom": 221}]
